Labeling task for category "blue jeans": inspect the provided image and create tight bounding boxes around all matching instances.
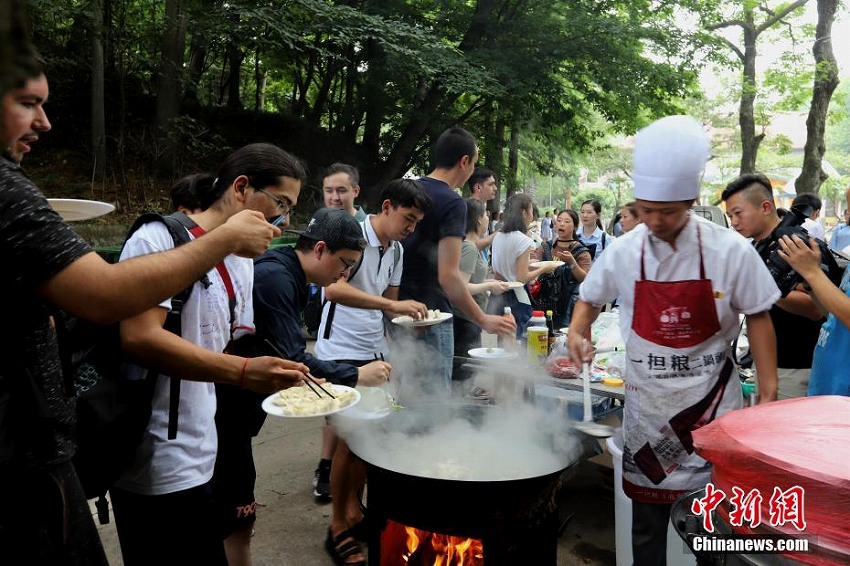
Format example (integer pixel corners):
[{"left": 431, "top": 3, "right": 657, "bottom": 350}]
[{"left": 394, "top": 321, "right": 454, "bottom": 401}]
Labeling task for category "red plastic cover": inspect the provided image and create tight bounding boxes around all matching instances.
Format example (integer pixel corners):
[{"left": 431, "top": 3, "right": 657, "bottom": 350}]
[{"left": 693, "top": 396, "right": 850, "bottom": 565}]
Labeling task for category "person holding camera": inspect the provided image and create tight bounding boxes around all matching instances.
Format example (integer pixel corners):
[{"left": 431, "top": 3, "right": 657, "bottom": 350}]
[
  {"left": 779, "top": 230, "right": 850, "bottom": 396},
  {"left": 722, "top": 174, "right": 838, "bottom": 400}
]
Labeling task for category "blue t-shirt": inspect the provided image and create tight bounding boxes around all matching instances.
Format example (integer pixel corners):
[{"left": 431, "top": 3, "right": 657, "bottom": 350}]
[
  {"left": 808, "top": 266, "right": 850, "bottom": 396},
  {"left": 829, "top": 223, "right": 850, "bottom": 253},
  {"left": 399, "top": 176, "right": 466, "bottom": 312}
]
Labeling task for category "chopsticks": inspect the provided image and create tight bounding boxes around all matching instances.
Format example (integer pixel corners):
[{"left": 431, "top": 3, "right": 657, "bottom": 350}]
[
  {"left": 305, "top": 372, "right": 336, "bottom": 399},
  {"left": 261, "top": 337, "right": 335, "bottom": 399}
]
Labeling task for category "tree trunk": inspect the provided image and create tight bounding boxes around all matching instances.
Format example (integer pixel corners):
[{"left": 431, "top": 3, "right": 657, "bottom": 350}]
[
  {"left": 154, "top": 0, "right": 187, "bottom": 129},
  {"left": 254, "top": 50, "right": 266, "bottom": 111},
  {"left": 738, "top": 14, "right": 763, "bottom": 175},
  {"left": 90, "top": 0, "right": 106, "bottom": 187},
  {"left": 507, "top": 119, "right": 520, "bottom": 198},
  {"left": 366, "top": 0, "right": 496, "bottom": 199},
  {"left": 361, "top": 39, "right": 386, "bottom": 156},
  {"left": 153, "top": 0, "right": 187, "bottom": 178},
  {"left": 796, "top": 0, "right": 840, "bottom": 194},
  {"left": 184, "top": 29, "right": 209, "bottom": 110},
  {"left": 226, "top": 39, "right": 244, "bottom": 109},
  {"left": 484, "top": 112, "right": 507, "bottom": 215}
]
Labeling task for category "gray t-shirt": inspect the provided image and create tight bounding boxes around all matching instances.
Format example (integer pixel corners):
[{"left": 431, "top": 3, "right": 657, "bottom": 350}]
[
  {"left": 0, "top": 157, "right": 92, "bottom": 468},
  {"left": 453, "top": 239, "right": 487, "bottom": 321}
]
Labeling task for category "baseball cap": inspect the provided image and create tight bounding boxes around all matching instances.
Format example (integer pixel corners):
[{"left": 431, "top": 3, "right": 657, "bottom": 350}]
[{"left": 285, "top": 207, "right": 366, "bottom": 251}]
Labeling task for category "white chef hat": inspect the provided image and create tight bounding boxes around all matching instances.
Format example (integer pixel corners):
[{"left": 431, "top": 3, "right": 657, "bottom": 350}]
[{"left": 632, "top": 115, "right": 710, "bottom": 202}]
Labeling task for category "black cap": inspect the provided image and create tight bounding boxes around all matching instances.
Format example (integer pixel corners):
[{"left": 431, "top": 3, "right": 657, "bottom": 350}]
[{"left": 285, "top": 208, "right": 366, "bottom": 251}]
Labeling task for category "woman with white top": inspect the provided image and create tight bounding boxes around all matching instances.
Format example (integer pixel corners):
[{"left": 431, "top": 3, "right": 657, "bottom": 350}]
[
  {"left": 579, "top": 199, "right": 610, "bottom": 260},
  {"left": 490, "top": 194, "right": 559, "bottom": 337}
]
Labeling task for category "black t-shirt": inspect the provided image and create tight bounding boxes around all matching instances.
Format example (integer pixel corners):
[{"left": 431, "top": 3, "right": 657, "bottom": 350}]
[
  {"left": 399, "top": 177, "right": 466, "bottom": 312},
  {"left": 0, "top": 157, "right": 92, "bottom": 468},
  {"left": 769, "top": 303, "right": 823, "bottom": 369}
]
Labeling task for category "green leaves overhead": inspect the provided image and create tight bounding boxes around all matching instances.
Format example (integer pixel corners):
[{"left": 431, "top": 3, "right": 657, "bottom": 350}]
[{"left": 24, "top": 0, "right": 709, "bottom": 194}]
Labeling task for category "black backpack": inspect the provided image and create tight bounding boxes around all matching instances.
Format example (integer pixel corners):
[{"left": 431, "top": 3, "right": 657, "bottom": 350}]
[
  {"left": 54, "top": 212, "right": 205, "bottom": 523},
  {"left": 530, "top": 241, "right": 587, "bottom": 315}
]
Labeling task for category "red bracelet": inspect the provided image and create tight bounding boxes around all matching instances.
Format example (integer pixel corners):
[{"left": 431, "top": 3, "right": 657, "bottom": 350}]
[{"left": 239, "top": 358, "right": 250, "bottom": 388}]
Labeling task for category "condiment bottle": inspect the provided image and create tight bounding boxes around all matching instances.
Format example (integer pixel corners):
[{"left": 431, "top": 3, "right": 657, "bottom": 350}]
[
  {"left": 526, "top": 310, "right": 548, "bottom": 364},
  {"left": 529, "top": 310, "right": 546, "bottom": 328},
  {"left": 545, "top": 310, "right": 556, "bottom": 354},
  {"left": 499, "top": 306, "right": 517, "bottom": 350}
]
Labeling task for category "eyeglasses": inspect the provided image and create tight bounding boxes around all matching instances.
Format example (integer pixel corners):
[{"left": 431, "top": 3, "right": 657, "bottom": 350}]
[
  {"left": 338, "top": 255, "right": 357, "bottom": 271},
  {"left": 254, "top": 188, "right": 292, "bottom": 215}
]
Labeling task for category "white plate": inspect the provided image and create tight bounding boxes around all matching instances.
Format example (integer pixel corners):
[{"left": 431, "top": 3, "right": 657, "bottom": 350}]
[
  {"left": 560, "top": 327, "right": 569, "bottom": 335},
  {"left": 336, "top": 387, "right": 395, "bottom": 420},
  {"left": 261, "top": 385, "right": 360, "bottom": 418},
  {"left": 391, "top": 311, "right": 453, "bottom": 327},
  {"left": 504, "top": 281, "right": 524, "bottom": 289},
  {"left": 468, "top": 347, "right": 520, "bottom": 360},
  {"left": 530, "top": 260, "right": 565, "bottom": 269},
  {"left": 47, "top": 198, "right": 115, "bottom": 221}
]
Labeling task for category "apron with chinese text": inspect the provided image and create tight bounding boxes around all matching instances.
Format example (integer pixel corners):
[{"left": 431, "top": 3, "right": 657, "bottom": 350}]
[{"left": 623, "top": 224, "right": 743, "bottom": 504}]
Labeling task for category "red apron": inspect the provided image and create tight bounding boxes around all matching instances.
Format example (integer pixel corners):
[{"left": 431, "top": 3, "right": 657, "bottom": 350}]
[{"left": 623, "top": 224, "right": 742, "bottom": 504}]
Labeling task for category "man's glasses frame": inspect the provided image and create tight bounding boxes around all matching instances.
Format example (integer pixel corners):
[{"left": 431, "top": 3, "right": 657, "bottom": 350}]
[{"left": 254, "top": 187, "right": 292, "bottom": 215}]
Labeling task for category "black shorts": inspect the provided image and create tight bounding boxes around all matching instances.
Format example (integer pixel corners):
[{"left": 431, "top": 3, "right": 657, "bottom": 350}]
[{"left": 212, "top": 432, "right": 258, "bottom": 537}]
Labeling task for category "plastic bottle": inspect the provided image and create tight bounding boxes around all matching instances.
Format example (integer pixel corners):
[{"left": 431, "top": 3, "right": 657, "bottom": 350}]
[
  {"left": 529, "top": 310, "right": 546, "bottom": 328},
  {"left": 545, "top": 310, "right": 556, "bottom": 354},
  {"left": 527, "top": 310, "right": 548, "bottom": 364},
  {"left": 499, "top": 306, "right": 517, "bottom": 350}
]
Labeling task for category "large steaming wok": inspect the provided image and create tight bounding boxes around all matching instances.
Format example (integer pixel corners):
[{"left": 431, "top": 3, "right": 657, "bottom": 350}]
[
  {"left": 345, "top": 402, "right": 580, "bottom": 482},
  {"left": 347, "top": 403, "right": 580, "bottom": 540}
]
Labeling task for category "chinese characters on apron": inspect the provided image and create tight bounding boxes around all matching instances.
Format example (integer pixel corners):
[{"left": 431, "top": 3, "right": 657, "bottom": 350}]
[{"left": 623, "top": 224, "right": 742, "bottom": 504}]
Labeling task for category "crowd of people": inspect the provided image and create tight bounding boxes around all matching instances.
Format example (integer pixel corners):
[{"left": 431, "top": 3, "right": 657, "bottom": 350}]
[{"left": 4, "top": 5, "right": 850, "bottom": 566}]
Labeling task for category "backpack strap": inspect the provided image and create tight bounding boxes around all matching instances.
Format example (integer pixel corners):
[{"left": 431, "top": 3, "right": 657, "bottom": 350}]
[
  {"left": 124, "top": 212, "right": 211, "bottom": 441},
  {"left": 159, "top": 220, "right": 237, "bottom": 440},
  {"left": 321, "top": 239, "right": 402, "bottom": 340}
]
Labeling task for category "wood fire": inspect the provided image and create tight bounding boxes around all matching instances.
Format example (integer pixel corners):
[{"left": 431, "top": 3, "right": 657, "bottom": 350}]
[{"left": 380, "top": 520, "right": 484, "bottom": 565}]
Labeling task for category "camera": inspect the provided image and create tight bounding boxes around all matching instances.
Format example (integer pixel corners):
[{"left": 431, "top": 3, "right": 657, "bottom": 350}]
[{"left": 754, "top": 204, "right": 833, "bottom": 297}]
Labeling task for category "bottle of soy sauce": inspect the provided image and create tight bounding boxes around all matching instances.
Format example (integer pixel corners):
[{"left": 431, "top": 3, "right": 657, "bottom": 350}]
[{"left": 545, "top": 309, "right": 556, "bottom": 354}]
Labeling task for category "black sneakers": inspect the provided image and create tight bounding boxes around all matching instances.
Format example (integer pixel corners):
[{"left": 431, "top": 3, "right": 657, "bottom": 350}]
[{"left": 313, "top": 461, "right": 332, "bottom": 501}]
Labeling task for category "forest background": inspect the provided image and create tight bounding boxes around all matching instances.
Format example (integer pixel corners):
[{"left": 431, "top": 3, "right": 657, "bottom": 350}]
[{"left": 19, "top": 0, "right": 850, "bottom": 243}]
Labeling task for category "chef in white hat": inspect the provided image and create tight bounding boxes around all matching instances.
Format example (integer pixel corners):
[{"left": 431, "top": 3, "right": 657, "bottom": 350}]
[{"left": 568, "top": 116, "right": 780, "bottom": 565}]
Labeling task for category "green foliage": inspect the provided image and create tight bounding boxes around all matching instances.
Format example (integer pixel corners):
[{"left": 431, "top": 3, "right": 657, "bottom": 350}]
[{"left": 22, "top": 0, "right": 725, "bottom": 206}]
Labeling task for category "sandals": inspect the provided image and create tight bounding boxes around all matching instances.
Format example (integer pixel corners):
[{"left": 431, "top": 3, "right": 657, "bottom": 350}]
[
  {"left": 325, "top": 528, "right": 367, "bottom": 565},
  {"left": 349, "top": 517, "right": 369, "bottom": 541}
]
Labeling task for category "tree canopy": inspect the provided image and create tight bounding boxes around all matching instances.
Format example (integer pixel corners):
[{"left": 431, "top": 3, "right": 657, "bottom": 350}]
[{"left": 25, "top": 0, "right": 706, "bottom": 213}]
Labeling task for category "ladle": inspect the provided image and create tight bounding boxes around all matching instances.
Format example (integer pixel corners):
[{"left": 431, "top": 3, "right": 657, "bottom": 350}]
[{"left": 573, "top": 361, "right": 615, "bottom": 438}]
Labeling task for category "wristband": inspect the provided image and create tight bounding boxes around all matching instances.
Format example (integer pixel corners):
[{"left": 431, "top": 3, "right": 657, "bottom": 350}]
[
  {"left": 570, "top": 263, "right": 579, "bottom": 270},
  {"left": 239, "top": 358, "right": 250, "bottom": 388}
]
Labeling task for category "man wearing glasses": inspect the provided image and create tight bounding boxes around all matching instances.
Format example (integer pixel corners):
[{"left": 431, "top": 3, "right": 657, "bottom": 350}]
[{"left": 252, "top": 207, "right": 392, "bottom": 400}]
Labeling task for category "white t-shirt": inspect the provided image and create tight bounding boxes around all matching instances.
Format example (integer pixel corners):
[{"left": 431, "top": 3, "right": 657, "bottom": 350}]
[
  {"left": 802, "top": 218, "right": 825, "bottom": 241},
  {"left": 314, "top": 216, "right": 403, "bottom": 361},
  {"left": 579, "top": 214, "right": 779, "bottom": 345},
  {"left": 491, "top": 231, "right": 535, "bottom": 282},
  {"left": 116, "top": 221, "right": 254, "bottom": 496}
]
